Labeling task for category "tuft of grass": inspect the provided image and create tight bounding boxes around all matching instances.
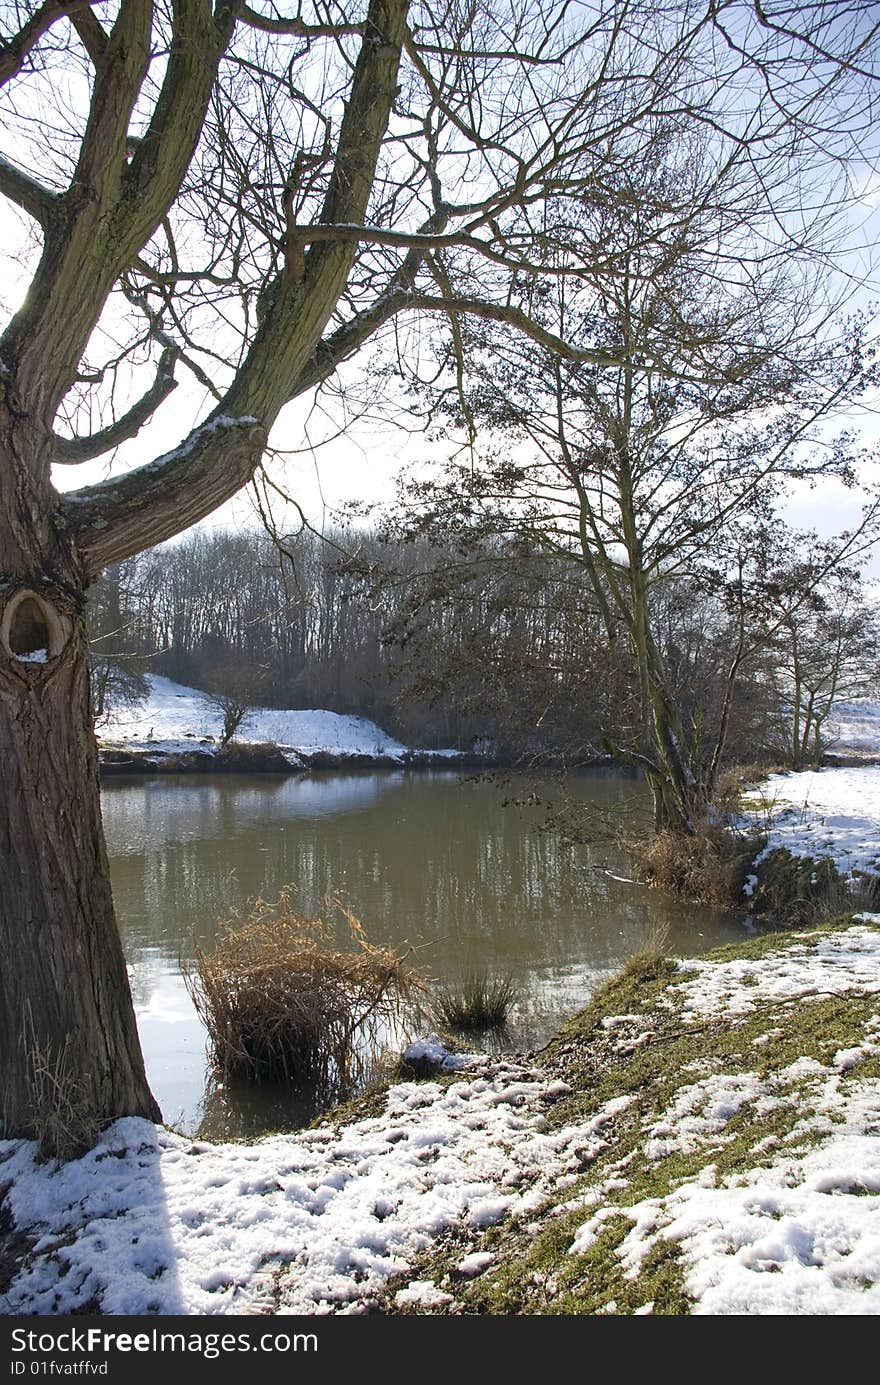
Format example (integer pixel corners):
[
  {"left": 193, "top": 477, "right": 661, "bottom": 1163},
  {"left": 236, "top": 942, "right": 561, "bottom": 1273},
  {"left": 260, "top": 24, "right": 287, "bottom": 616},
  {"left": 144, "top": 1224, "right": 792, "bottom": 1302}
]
[
  {"left": 433, "top": 972, "right": 518, "bottom": 1030},
  {"left": 18, "top": 1019, "right": 99, "bottom": 1162},
  {"left": 186, "top": 890, "right": 424, "bottom": 1095}
]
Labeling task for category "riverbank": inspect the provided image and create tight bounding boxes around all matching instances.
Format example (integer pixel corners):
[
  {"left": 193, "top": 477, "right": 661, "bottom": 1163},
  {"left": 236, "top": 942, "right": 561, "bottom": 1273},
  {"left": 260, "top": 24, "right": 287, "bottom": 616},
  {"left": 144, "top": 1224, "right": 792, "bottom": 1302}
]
[
  {"left": 96, "top": 673, "right": 620, "bottom": 773},
  {"left": 98, "top": 674, "right": 471, "bottom": 773},
  {"left": 2, "top": 916, "right": 879, "bottom": 1315},
  {"left": 739, "top": 728, "right": 880, "bottom": 921}
]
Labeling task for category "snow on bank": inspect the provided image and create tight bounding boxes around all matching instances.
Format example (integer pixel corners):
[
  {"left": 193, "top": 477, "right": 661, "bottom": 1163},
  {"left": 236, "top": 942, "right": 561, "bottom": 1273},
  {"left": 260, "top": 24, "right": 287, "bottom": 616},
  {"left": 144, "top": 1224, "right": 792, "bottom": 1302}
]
[
  {"left": 740, "top": 697, "right": 880, "bottom": 879},
  {"left": 100, "top": 675, "right": 421, "bottom": 761},
  {"left": 0, "top": 1059, "right": 616, "bottom": 1316},
  {"left": 3, "top": 925, "right": 880, "bottom": 1316},
  {"left": 747, "top": 766, "right": 880, "bottom": 878},
  {"left": 671, "top": 923, "right": 880, "bottom": 1022}
]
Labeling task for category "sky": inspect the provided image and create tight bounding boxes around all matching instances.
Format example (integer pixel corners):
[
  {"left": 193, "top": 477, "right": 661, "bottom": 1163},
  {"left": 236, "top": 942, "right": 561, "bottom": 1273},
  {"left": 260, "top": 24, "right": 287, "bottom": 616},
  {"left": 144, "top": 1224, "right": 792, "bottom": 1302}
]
[{"left": 2, "top": 178, "right": 879, "bottom": 573}]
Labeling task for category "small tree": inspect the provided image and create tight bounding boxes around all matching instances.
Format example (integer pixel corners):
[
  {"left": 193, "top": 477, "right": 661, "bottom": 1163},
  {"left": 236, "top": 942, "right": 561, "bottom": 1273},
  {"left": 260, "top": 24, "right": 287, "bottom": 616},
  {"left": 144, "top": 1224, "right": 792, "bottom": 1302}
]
[
  {"left": 390, "top": 139, "right": 879, "bottom": 829},
  {"left": 204, "top": 663, "right": 266, "bottom": 747}
]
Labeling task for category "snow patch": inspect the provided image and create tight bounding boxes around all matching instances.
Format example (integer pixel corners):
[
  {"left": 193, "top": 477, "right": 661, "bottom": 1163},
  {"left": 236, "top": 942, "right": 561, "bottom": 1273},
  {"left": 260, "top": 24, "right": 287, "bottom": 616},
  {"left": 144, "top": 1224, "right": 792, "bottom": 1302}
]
[{"left": 100, "top": 674, "right": 444, "bottom": 760}]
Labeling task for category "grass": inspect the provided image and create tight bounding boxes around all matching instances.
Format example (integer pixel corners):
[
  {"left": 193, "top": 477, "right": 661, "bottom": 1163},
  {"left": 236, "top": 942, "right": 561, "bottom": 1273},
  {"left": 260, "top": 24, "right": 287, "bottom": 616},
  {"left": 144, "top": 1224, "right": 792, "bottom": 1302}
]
[
  {"left": 1, "top": 1007, "right": 99, "bottom": 1162},
  {"left": 432, "top": 972, "right": 518, "bottom": 1030},
  {"left": 186, "top": 890, "right": 424, "bottom": 1096},
  {"left": 382, "top": 913, "right": 880, "bottom": 1314}
]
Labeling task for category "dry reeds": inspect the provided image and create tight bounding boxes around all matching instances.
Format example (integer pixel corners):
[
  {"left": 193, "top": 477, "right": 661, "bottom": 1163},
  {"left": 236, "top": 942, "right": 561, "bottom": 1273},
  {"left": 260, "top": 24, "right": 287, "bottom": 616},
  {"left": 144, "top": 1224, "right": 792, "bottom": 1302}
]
[
  {"left": 186, "top": 890, "right": 424, "bottom": 1092},
  {"left": 627, "top": 823, "right": 755, "bottom": 907}
]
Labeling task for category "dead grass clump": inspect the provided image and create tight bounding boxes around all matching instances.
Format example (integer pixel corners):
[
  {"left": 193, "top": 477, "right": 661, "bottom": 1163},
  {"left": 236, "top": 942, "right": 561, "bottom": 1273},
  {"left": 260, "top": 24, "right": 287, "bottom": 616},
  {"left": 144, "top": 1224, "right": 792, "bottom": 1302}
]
[
  {"left": 628, "top": 824, "right": 755, "bottom": 907},
  {"left": 18, "top": 1016, "right": 99, "bottom": 1162},
  {"left": 186, "top": 891, "right": 424, "bottom": 1091}
]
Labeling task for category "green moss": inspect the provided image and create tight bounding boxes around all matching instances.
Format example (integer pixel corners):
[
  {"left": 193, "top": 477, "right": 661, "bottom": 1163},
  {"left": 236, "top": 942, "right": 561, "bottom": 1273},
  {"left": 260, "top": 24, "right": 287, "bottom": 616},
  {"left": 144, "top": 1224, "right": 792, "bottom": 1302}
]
[{"left": 750, "top": 848, "right": 842, "bottom": 923}]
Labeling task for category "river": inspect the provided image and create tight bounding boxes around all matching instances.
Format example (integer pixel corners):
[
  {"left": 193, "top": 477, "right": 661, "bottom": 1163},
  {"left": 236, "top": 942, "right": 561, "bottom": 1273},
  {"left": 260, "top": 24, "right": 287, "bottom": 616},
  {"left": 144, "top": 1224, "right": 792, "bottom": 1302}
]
[{"left": 102, "top": 768, "right": 748, "bottom": 1140}]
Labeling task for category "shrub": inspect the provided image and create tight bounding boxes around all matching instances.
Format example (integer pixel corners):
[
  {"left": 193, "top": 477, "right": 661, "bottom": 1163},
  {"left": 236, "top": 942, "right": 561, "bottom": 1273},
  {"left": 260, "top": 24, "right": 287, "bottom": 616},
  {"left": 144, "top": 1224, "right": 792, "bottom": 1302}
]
[
  {"left": 186, "top": 892, "right": 424, "bottom": 1092},
  {"left": 433, "top": 972, "right": 518, "bottom": 1030}
]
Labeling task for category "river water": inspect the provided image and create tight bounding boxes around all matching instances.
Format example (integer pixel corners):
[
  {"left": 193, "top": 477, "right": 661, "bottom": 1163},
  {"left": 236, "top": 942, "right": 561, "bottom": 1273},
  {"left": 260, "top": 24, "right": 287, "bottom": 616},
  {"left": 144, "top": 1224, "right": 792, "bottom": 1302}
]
[{"left": 102, "top": 769, "right": 747, "bottom": 1139}]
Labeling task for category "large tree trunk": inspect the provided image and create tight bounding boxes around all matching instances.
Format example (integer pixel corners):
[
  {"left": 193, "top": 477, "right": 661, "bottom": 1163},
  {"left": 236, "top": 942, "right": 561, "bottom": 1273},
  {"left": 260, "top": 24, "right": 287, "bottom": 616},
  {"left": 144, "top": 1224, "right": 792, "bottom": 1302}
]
[
  {"left": 0, "top": 577, "right": 160, "bottom": 1155},
  {"left": 0, "top": 0, "right": 408, "bottom": 1155}
]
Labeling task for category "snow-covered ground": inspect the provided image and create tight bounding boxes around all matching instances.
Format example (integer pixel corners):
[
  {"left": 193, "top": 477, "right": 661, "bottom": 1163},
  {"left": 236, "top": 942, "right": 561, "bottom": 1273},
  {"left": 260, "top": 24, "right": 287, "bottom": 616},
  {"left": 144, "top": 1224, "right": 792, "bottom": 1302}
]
[
  {"left": 99, "top": 674, "right": 452, "bottom": 762},
  {"left": 578, "top": 923, "right": 880, "bottom": 1315},
  {"left": 3, "top": 923, "right": 880, "bottom": 1315},
  {"left": 0, "top": 1056, "right": 593, "bottom": 1315},
  {"left": 748, "top": 765, "right": 880, "bottom": 878},
  {"left": 742, "top": 697, "right": 880, "bottom": 879}
]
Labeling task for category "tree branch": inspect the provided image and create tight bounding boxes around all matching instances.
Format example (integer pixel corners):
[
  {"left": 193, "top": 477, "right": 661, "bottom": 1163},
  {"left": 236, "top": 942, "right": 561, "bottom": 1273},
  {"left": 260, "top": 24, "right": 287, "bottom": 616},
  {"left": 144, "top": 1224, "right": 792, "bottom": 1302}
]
[
  {"left": 289, "top": 206, "right": 451, "bottom": 397},
  {"left": 0, "top": 152, "right": 56, "bottom": 226},
  {"left": 61, "top": 416, "right": 268, "bottom": 577},
  {"left": 220, "top": 0, "right": 411, "bottom": 420},
  {"left": 0, "top": 0, "right": 83, "bottom": 87},
  {"left": 63, "top": 0, "right": 411, "bottom": 572},
  {"left": 238, "top": 7, "right": 365, "bottom": 39},
  {"left": 69, "top": 6, "right": 109, "bottom": 65},
  {"left": 1, "top": 0, "right": 232, "bottom": 426},
  {"left": 408, "top": 293, "right": 629, "bottom": 371},
  {"left": 122, "top": 0, "right": 233, "bottom": 248},
  {"left": 286, "top": 220, "right": 589, "bottom": 277},
  {"left": 53, "top": 347, "right": 179, "bottom": 463}
]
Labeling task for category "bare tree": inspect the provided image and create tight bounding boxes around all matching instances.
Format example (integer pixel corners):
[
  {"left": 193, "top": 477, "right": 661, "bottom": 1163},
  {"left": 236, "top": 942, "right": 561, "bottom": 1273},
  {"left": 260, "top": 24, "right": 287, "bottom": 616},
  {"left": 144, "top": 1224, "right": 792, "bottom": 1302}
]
[
  {"left": 390, "top": 134, "right": 880, "bottom": 829},
  {"left": 204, "top": 661, "right": 266, "bottom": 745},
  {"left": 0, "top": 0, "right": 877, "bottom": 1147}
]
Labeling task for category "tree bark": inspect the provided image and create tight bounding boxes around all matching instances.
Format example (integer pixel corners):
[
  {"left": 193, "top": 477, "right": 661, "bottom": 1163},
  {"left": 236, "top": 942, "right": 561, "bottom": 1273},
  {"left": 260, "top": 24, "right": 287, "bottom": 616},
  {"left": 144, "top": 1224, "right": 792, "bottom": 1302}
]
[{"left": 0, "top": 586, "right": 160, "bottom": 1153}]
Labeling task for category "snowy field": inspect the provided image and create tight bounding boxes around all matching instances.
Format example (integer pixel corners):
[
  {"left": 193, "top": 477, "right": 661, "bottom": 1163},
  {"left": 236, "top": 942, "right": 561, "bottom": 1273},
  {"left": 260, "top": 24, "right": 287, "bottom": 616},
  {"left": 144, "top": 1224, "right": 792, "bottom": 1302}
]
[
  {"left": 742, "top": 698, "right": 880, "bottom": 879},
  {"left": 2, "top": 923, "right": 879, "bottom": 1315},
  {"left": 749, "top": 765, "right": 880, "bottom": 878},
  {"left": 100, "top": 674, "right": 421, "bottom": 761}
]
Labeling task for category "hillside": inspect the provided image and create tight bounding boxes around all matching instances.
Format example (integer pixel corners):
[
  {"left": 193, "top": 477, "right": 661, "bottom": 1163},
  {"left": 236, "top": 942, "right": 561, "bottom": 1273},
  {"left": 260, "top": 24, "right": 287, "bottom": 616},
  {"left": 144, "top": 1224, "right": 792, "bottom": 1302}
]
[{"left": 98, "top": 674, "right": 457, "bottom": 766}]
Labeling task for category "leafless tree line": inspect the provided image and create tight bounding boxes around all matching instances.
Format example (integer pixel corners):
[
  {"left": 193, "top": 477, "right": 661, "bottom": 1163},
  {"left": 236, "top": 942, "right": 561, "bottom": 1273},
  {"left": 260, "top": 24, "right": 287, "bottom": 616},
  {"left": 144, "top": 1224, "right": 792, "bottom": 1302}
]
[{"left": 89, "top": 517, "right": 880, "bottom": 771}]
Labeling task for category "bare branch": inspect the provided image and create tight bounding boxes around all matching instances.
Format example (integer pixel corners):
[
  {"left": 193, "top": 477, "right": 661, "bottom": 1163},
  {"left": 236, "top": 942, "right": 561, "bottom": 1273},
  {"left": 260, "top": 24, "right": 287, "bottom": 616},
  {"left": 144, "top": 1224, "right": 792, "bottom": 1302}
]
[
  {"left": 0, "top": 0, "right": 82, "bottom": 87},
  {"left": 62, "top": 0, "right": 411, "bottom": 569},
  {"left": 408, "top": 293, "right": 637, "bottom": 373},
  {"left": 53, "top": 347, "right": 179, "bottom": 463},
  {"left": 0, "top": 151, "right": 55, "bottom": 226},
  {"left": 69, "top": 6, "right": 109, "bottom": 65},
  {"left": 286, "top": 220, "right": 594, "bottom": 277},
  {"left": 238, "top": 7, "right": 366, "bottom": 39},
  {"left": 220, "top": 0, "right": 411, "bottom": 420},
  {"left": 290, "top": 207, "right": 452, "bottom": 397}
]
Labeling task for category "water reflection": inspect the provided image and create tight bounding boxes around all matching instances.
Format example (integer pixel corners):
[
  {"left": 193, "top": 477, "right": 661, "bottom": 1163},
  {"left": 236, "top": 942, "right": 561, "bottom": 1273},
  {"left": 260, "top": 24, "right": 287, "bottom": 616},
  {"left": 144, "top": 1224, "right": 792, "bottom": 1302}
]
[{"left": 102, "top": 770, "right": 747, "bottom": 1138}]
